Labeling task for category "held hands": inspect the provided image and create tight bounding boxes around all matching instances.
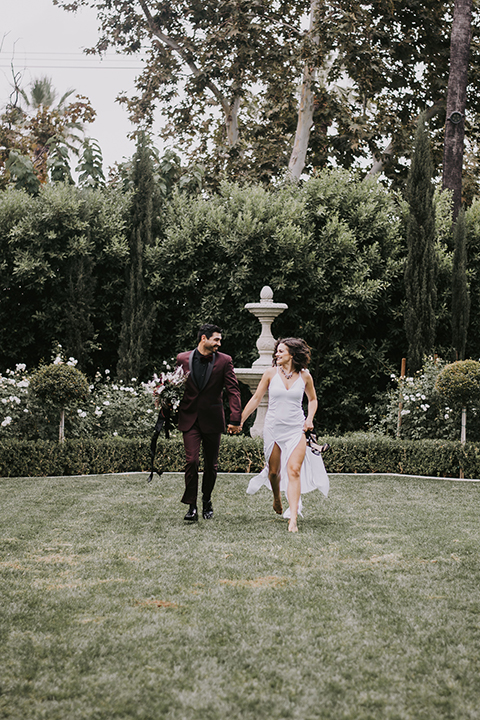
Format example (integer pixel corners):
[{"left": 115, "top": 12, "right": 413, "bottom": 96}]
[{"left": 227, "top": 424, "right": 243, "bottom": 435}]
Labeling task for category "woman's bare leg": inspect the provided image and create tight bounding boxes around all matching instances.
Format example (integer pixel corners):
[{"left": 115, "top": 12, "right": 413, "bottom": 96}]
[
  {"left": 286, "top": 435, "right": 307, "bottom": 532},
  {"left": 268, "top": 443, "right": 282, "bottom": 514}
]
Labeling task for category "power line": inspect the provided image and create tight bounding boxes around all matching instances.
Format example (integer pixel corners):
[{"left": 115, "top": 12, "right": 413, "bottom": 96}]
[
  {"left": 0, "top": 51, "right": 146, "bottom": 70},
  {"left": 0, "top": 65, "right": 144, "bottom": 70}
]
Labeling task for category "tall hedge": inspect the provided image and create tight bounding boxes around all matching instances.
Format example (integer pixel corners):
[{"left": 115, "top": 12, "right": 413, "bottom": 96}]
[
  {"left": 0, "top": 184, "right": 129, "bottom": 374},
  {"left": 148, "top": 171, "right": 403, "bottom": 431},
  {"left": 404, "top": 115, "right": 437, "bottom": 373},
  {"left": 4, "top": 170, "right": 480, "bottom": 434}
]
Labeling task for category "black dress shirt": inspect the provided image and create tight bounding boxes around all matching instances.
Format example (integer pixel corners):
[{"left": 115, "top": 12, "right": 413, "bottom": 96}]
[{"left": 192, "top": 349, "right": 213, "bottom": 390}]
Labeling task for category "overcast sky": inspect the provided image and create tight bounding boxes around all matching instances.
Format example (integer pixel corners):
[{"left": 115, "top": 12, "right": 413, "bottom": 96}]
[{"left": 1, "top": 0, "right": 163, "bottom": 173}]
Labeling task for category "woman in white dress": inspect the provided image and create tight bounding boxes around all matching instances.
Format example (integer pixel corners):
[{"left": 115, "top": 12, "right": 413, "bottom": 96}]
[{"left": 239, "top": 338, "right": 329, "bottom": 533}]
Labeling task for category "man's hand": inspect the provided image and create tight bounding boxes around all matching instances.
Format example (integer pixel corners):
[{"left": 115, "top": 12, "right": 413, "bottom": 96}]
[{"left": 227, "top": 424, "right": 242, "bottom": 435}]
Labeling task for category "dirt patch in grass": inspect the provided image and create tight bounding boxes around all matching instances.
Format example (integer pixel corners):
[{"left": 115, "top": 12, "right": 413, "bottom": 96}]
[
  {"left": 219, "top": 575, "right": 289, "bottom": 588},
  {"left": 134, "top": 598, "right": 179, "bottom": 609},
  {"left": 34, "top": 554, "right": 79, "bottom": 565}
]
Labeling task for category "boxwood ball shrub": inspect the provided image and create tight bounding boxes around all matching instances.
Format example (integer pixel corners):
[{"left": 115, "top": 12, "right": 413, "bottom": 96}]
[
  {"left": 29, "top": 363, "right": 90, "bottom": 441},
  {"left": 435, "top": 360, "right": 480, "bottom": 445},
  {"left": 435, "top": 360, "right": 480, "bottom": 409}
]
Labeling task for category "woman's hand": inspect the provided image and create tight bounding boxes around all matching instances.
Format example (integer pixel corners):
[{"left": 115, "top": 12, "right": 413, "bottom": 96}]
[
  {"left": 227, "top": 424, "right": 242, "bottom": 435},
  {"left": 303, "top": 418, "right": 314, "bottom": 433}
]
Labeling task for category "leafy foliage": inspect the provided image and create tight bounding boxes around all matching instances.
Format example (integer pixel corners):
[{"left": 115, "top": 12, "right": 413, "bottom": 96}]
[
  {"left": 75, "top": 138, "right": 105, "bottom": 188},
  {"left": 0, "top": 364, "right": 160, "bottom": 442},
  {"left": 0, "top": 183, "right": 129, "bottom": 373},
  {"left": 3, "top": 167, "right": 480, "bottom": 434},
  {"left": 29, "top": 360, "right": 90, "bottom": 441},
  {"left": 367, "top": 356, "right": 466, "bottom": 441},
  {"left": 463, "top": 198, "right": 480, "bottom": 360},
  {"left": 404, "top": 116, "right": 437, "bottom": 373},
  {"left": 148, "top": 169, "right": 403, "bottom": 431},
  {"left": 369, "top": 356, "right": 480, "bottom": 443},
  {"left": 4, "top": 151, "right": 40, "bottom": 195},
  {"left": 435, "top": 358, "right": 480, "bottom": 408},
  {"left": 451, "top": 207, "right": 470, "bottom": 359},
  {"left": 1, "top": 433, "right": 479, "bottom": 478},
  {"left": 52, "top": 1, "right": 480, "bottom": 186},
  {"left": 29, "top": 363, "right": 90, "bottom": 409},
  {"left": 117, "top": 132, "right": 159, "bottom": 381},
  {"left": 0, "top": 77, "right": 96, "bottom": 189}
]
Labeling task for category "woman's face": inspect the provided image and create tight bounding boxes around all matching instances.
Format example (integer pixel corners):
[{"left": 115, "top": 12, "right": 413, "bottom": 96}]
[{"left": 275, "top": 343, "right": 292, "bottom": 366}]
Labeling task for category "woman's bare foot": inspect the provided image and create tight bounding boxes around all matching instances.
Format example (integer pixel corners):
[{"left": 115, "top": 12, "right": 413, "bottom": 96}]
[
  {"left": 270, "top": 473, "right": 283, "bottom": 515},
  {"left": 273, "top": 495, "right": 283, "bottom": 515},
  {"left": 288, "top": 519, "right": 298, "bottom": 533}
]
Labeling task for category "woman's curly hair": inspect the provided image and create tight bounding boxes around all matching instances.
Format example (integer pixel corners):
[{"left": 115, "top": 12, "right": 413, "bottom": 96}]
[{"left": 273, "top": 338, "right": 311, "bottom": 372}]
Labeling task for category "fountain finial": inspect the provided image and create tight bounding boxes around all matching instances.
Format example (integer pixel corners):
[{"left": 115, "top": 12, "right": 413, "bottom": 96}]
[{"left": 260, "top": 285, "right": 274, "bottom": 303}]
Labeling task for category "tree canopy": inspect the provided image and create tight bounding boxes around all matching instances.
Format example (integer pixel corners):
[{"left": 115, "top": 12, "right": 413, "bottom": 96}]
[
  {"left": 0, "top": 76, "right": 96, "bottom": 190},
  {"left": 53, "top": 0, "right": 480, "bottom": 187}
]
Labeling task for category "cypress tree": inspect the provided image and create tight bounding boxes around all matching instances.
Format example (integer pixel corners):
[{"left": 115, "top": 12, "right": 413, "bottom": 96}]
[
  {"left": 404, "top": 115, "right": 437, "bottom": 373},
  {"left": 451, "top": 207, "right": 470, "bottom": 359},
  {"left": 117, "top": 133, "right": 157, "bottom": 381}
]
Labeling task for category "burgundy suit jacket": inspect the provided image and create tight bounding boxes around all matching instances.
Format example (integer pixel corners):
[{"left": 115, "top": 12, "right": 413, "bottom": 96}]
[{"left": 176, "top": 350, "right": 242, "bottom": 434}]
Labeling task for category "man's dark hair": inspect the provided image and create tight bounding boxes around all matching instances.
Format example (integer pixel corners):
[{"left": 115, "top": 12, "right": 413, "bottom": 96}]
[{"left": 197, "top": 323, "right": 223, "bottom": 343}]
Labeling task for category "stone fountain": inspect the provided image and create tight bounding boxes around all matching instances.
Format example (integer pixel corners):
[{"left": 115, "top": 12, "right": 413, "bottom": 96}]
[{"left": 235, "top": 286, "right": 288, "bottom": 437}]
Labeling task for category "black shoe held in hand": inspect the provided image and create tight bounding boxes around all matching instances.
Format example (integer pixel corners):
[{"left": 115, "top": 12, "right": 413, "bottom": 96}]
[{"left": 305, "top": 430, "right": 331, "bottom": 456}]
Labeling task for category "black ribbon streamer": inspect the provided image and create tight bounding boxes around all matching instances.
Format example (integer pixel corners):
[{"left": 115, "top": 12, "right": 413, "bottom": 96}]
[{"left": 147, "top": 405, "right": 173, "bottom": 483}]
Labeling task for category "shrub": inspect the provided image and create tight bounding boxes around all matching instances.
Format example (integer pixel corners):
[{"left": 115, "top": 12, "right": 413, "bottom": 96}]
[
  {"left": 367, "top": 356, "right": 480, "bottom": 442},
  {"left": 0, "top": 364, "right": 31, "bottom": 438},
  {"left": 74, "top": 370, "right": 159, "bottom": 440},
  {"left": 29, "top": 361, "right": 90, "bottom": 441},
  {"left": 0, "top": 436, "right": 264, "bottom": 478},
  {"left": 435, "top": 360, "right": 480, "bottom": 444},
  {"left": 0, "top": 363, "right": 161, "bottom": 442},
  {"left": 1, "top": 434, "right": 478, "bottom": 480},
  {"left": 30, "top": 362, "right": 90, "bottom": 408},
  {"left": 319, "top": 434, "right": 475, "bottom": 478},
  {"left": 435, "top": 360, "right": 480, "bottom": 409}
]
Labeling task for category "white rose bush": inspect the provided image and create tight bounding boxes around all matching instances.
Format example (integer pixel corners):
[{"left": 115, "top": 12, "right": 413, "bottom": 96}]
[
  {"left": 0, "top": 360, "right": 172, "bottom": 442},
  {"left": 0, "top": 364, "right": 31, "bottom": 438},
  {"left": 367, "top": 356, "right": 480, "bottom": 441}
]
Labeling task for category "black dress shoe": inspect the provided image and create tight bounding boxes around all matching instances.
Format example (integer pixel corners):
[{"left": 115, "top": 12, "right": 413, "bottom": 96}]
[
  {"left": 202, "top": 499, "right": 214, "bottom": 520},
  {"left": 184, "top": 504, "right": 198, "bottom": 522}
]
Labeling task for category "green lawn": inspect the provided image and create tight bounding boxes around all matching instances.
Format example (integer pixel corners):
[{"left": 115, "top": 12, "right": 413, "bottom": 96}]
[{"left": 1, "top": 471, "right": 480, "bottom": 720}]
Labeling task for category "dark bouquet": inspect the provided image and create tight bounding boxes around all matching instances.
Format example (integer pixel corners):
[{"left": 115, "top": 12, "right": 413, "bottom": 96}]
[
  {"left": 152, "top": 365, "right": 189, "bottom": 415},
  {"left": 147, "top": 365, "right": 190, "bottom": 483}
]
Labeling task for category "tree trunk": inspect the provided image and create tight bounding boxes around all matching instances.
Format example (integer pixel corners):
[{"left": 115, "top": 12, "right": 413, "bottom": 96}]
[
  {"left": 59, "top": 408, "right": 65, "bottom": 443},
  {"left": 288, "top": 64, "right": 316, "bottom": 179},
  {"left": 365, "top": 101, "right": 445, "bottom": 179},
  {"left": 460, "top": 406, "right": 467, "bottom": 444},
  {"left": 223, "top": 96, "right": 240, "bottom": 147},
  {"left": 442, "top": 0, "right": 472, "bottom": 221},
  {"left": 288, "top": 0, "right": 319, "bottom": 179},
  {"left": 451, "top": 208, "right": 470, "bottom": 359},
  {"left": 139, "top": 0, "right": 240, "bottom": 148}
]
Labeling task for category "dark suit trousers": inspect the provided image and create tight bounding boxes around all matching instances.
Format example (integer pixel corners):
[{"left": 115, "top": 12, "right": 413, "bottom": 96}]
[{"left": 181, "top": 422, "right": 222, "bottom": 505}]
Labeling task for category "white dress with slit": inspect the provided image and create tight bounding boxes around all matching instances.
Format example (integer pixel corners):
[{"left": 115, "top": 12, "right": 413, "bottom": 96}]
[{"left": 246, "top": 369, "right": 329, "bottom": 517}]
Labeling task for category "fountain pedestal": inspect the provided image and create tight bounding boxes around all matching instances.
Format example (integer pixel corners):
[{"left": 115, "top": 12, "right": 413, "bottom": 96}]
[{"left": 234, "top": 286, "right": 287, "bottom": 438}]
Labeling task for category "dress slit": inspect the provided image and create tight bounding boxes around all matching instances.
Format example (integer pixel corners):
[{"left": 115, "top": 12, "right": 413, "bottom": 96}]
[{"left": 246, "top": 370, "right": 329, "bottom": 518}]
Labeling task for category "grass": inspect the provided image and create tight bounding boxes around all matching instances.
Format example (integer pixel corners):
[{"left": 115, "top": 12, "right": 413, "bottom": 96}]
[{"left": 1, "top": 471, "right": 480, "bottom": 720}]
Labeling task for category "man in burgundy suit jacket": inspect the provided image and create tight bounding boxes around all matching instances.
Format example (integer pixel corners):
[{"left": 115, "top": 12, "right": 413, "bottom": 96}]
[{"left": 176, "top": 323, "right": 242, "bottom": 522}]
